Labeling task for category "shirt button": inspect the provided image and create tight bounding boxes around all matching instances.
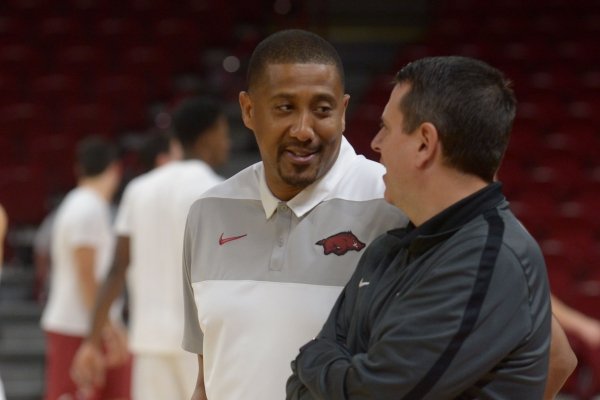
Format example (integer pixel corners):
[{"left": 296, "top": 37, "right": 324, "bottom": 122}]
[{"left": 278, "top": 204, "right": 288, "bottom": 212}]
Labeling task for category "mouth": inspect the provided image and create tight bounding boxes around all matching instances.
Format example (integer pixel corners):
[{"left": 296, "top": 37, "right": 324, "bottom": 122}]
[{"left": 282, "top": 147, "right": 319, "bottom": 164}]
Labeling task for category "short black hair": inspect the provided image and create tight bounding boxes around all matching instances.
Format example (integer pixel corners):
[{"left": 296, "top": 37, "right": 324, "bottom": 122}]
[
  {"left": 395, "top": 56, "right": 516, "bottom": 182},
  {"left": 76, "top": 136, "right": 118, "bottom": 178},
  {"left": 171, "top": 96, "right": 223, "bottom": 148},
  {"left": 246, "top": 29, "right": 345, "bottom": 91},
  {"left": 139, "top": 131, "right": 171, "bottom": 171}
]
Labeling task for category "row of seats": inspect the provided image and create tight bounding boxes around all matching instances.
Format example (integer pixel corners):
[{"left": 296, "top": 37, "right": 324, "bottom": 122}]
[
  {"left": 1, "top": 43, "right": 206, "bottom": 77},
  {"left": 428, "top": 14, "right": 600, "bottom": 41},
  {"left": 0, "top": 0, "right": 266, "bottom": 18},
  {"left": 0, "top": 16, "right": 234, "bottom": 49},
  {"left": 434, "top": 0, "right": 600, "bottom": 14},
  {"left": 5, "top": 40, "right": 600, "bottom": 79}
]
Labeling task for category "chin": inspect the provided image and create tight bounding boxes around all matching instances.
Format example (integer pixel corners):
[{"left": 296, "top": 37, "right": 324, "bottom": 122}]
[
  {"left": 280, "top": 165, "right": 321, "bottom": 188},
  {"left": 383, "top": 191, "right": 394, "bottom": 205}
]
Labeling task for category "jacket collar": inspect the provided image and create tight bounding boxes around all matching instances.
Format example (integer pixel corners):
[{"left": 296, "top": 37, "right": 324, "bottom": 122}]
[{"left": 388, "top": 182, "right": 506, "bottom": 257}]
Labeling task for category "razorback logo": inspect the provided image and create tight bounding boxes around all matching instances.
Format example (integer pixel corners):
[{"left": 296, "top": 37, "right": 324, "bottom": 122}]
[{"left": 315, "top": 231, "right": 366, "bottom": 256}]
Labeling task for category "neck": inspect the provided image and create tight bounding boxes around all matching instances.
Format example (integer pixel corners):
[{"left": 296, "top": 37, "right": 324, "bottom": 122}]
[
  {"left": 79, "top": 177, "right": 113, "bottom": 202},
  {"left": 409, "top": 170, "right": 488, "bottom": 226},
  {"left": 183, "top": 150, "right": 212, "bottom": 166}
]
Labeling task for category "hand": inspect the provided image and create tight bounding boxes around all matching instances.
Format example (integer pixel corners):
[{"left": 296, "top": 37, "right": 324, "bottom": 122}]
[
  {"left": 573, "top": 316, "right": 600, "bottom": 349},
  {"left": 70, "top": 340, "right": 106, "bottom": 395},
  {"left": 102, "top": 322, "right": 129, "bottom": 367}
]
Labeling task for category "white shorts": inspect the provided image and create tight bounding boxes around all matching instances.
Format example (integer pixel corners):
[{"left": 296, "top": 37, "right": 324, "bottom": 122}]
[{"left": 132, "top": 351, "right": 197, "bottom": 400}]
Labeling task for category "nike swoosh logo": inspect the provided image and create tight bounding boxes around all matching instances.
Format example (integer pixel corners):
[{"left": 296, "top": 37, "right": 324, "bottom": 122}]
[
  {"left": 358, "top": 278, "right": 370, "bottom": 288},
  {"left": 219, "top": 233, "right": 247, "bottom": 246}
]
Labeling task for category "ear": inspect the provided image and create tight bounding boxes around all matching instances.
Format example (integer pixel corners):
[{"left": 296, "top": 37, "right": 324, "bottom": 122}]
[
  {"left": 415, "top": 122, "right": 440, "bottom": 168},
  {"left": 239, "top": 91, "right": 254, "bottom": 131},
  {"left": 340, "top": 94, "right": 350, "bottom": 133}
]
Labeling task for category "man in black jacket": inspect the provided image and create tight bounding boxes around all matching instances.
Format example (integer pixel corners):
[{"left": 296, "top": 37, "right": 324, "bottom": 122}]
[{"left": 287, "top": 56, "right": 562, "bottom": 399}]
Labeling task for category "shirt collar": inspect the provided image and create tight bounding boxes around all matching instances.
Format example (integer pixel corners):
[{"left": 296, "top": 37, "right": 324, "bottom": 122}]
[{"left": 259, "top": 136, "right": 358, "bottom": 219}]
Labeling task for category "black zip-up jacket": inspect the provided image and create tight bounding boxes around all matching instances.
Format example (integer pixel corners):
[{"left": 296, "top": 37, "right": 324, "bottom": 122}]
[{"left": 287, "top": 183, "right": 551, "bottom": 399}]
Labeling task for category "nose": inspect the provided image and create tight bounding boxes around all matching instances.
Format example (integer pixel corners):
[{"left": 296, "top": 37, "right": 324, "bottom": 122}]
[
  {"left": 289, "top": 111, "right": 315, "bottom": 142},
  {"left": 371, "top": 129, "right": 383, "bottom": 153}
]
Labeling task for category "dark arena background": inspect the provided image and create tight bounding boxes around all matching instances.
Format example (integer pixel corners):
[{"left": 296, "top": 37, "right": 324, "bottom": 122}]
[{"left": 0, "top": 0, "right": 599, "bottom": 398}]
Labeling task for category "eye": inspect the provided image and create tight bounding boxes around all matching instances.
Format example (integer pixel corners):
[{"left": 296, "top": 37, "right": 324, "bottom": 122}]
[
  {"left": 275, "top": 104, "right": 293, "bottom": 112},
  {"left": 315, "top": 105, "right": 333, "bottom": 116}
]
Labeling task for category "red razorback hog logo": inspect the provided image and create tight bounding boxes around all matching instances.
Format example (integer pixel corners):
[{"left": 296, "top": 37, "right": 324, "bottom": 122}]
[{"left": 315, "top": 231, "right": 366, "bottom": 256}]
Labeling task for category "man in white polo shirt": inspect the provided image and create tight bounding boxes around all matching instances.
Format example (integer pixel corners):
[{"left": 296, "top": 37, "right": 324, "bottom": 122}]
[
  {"left": 71, "top": 97, "right": 230, "bottom": 400},
  {"left": 181, "top": 29, "right": 407, "bottom": 400}
]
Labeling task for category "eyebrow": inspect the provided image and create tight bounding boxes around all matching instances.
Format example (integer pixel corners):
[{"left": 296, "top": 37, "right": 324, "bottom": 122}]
[{"left": 269, "top": 92, "right": 338, "bottom": 105}]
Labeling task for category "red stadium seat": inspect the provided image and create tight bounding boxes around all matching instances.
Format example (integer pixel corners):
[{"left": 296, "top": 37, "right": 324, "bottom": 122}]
[
  {"left": 121, "top": 45, "right": 172, "bottom": 76},
  {"left": 509, "top": 190, "right": 558, "bottom": 239},
  {"left": 26, "top": 134, "right": 77, "bottom": 193},
  {"left": 514, "top": 97, "right": 563, "bottom": 129},
  {"left": 3, "top": 0, "right": 53, "bottom": 13},
  {"left": 0, "top": 164, "right": 47, "bottom": 225},
  {"left": 30, "top": 74, "right": 84, "bottom": 108},
  {"left": 0, "top": 73, "right": 25, "bottom": 107},
  {"left": 150, "top": 18, "right": 205, "bottom": 74},
  {"left": 503, "top": 122, "right": 542, "bottom": 167},
  {"left": 36, "top": 16, "right": 84, "bottom": 46},
  {"left": 557, "top": 40, "right": 600, "bottom": 69},
  {"left": 528, "top": 157, "right": 587, "bottom": 200},
  {"left": 55, "top": 44, "right": 110, "bottom": 78},
  {"left": 93, "top": 74, "right": 150, "bottom": 130},
  {"left": 0, "top": 16, "right": 26, "bottom": 44},
  {"left": 542, "top": 125, "right": 599, "bottom": 163},
  {"left": 497, "top": 159, "right": 529, "bottom": 199},
  {"left": 60, "top": 103, "right": 117, "bottom": 137},
  {"left": 0, "top": 103, "right": 54, "bottom": 137},
  {"left": 91, "top": 17, "right": 146, "bottom": 55},
  {"left": 0, "top": 135, "right": 16, "bottom": 166},
  {"left": 569, "top": 192, "right": 600, "bottom": 233},
  {"left": 542, "top": 228, "right": 598, "bottom": 279},
  {"left": 0, "top": 43, "right": 44, "bottom": 78}
]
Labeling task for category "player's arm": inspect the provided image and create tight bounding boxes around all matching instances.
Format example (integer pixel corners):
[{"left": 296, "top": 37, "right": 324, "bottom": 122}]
[
  {"left": 74, "top": 246, "right": 99, "bottom": 311},
  {"left": 543, "top": 314, "right": 577, "bottom": 400},
  {"left": 551, "top": 294, "right": 600, "bottom": 347},
  {"left": 87, "top": 235, "right": 130, "bottom": 346},
  {"left": 0, "top": 204, "right": 7, "bottom": 268},
  {"left": 191, "top": 355, "right": 207, "bottom": 400},
  {"left": 71, "top": 235, "right": 130, "bottom": 389}
]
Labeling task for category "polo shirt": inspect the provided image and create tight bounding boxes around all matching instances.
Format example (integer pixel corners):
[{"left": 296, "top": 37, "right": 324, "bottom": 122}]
[
  {"left": 115, "top": 160, "right": 223, "bottom": 354},
  {"left": 182, "top": 138, "right": 408, "bottom": 400}
]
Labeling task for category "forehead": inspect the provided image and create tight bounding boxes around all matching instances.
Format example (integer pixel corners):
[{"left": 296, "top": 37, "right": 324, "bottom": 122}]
[
  {"left": 383, "top": 83, "right": 410, "bottom": 120},
  {"left": 252, "top": 63, "right": 344, "bottom": 99}
]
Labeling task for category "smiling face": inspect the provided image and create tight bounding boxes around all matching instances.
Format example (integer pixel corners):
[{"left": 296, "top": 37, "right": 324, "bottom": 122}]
[{"left": 240, "top": 63, "right": 349, "bottom": 200}]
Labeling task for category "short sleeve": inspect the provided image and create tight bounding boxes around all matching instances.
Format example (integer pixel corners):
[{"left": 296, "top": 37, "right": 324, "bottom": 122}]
[
  {"left": 181, "top": 202, "right": 204, "bottom": 353},
  {"left": 69, "top": 204, "right": 105, "bottom": 248}
]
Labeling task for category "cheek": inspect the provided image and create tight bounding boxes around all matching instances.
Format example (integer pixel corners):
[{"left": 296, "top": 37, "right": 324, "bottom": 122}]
[{"left": 317, "top": 118, "right": 343, "bottom": 139}]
